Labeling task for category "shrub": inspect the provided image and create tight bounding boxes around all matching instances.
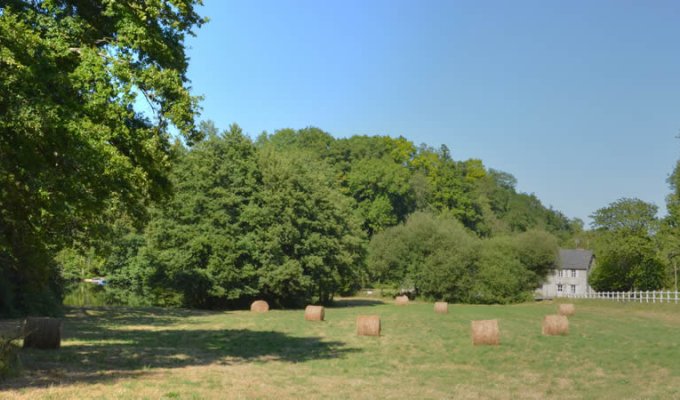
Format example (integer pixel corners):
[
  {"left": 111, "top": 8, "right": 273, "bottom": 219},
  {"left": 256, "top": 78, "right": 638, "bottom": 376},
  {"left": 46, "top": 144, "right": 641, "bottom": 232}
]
[{"left": 0, "top": 337, "right": 21, "bottom": 380}]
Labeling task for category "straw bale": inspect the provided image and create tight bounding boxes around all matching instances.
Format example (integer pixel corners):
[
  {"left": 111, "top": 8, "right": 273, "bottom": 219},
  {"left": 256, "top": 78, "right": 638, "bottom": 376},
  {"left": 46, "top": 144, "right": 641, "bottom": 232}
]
[
  {"left": 558, "top": 303, "right": 575, "bottom": 316},
  {"left": 434, "top": 302, "right": 448, "bottom": 314},
  {"left": 395, "top": 295, "right": 409, "bottom": 305},
  {"left": 471, "top": 319, "right": 499, "bottom": 346},
  {"left": 304, "top": 305, "right": 325, "bottom": 321},
  {"left": 250, "top": 300, "right": 269, "bottom": 313},
  {"left": 23, "top": 317, "right": 62, "bottom": 349},
  {"left": 542, "top": 314, "right": 569, "bottom": 336},
  {"left": 356, "top": 315, "right": 380, "bottom": 336}
]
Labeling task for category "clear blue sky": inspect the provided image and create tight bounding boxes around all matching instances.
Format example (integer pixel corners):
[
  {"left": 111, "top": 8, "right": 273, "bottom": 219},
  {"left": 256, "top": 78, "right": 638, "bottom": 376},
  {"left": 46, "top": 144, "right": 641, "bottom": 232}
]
[{"left": 184, "top": 0, "right": 680, "bottom": 225}]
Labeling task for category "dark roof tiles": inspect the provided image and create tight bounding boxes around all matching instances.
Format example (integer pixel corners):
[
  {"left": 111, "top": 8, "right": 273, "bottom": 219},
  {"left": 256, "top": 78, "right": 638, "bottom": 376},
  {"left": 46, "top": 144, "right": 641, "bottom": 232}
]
[{"left": 558, "top": 249, "right": 594, "bottom": 270}]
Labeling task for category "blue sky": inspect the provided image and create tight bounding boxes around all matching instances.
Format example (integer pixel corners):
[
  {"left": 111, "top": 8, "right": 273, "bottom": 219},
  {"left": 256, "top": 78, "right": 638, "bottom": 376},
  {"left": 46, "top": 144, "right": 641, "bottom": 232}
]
[{"left": 184, "top": 0, "right": 680, "bottom": 225}]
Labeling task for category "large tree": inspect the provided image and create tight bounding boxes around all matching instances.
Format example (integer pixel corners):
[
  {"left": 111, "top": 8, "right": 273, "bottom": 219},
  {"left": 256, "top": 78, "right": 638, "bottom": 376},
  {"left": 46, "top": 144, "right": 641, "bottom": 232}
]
[
  {"left": 0, "top": 0, "right": 205, "bottom": 315},
  {"left": 108, "top": 125, "right": 366, "bottom": 308},
  {"left": 588, "top": 198, "right": 665, "bottom": 291}
]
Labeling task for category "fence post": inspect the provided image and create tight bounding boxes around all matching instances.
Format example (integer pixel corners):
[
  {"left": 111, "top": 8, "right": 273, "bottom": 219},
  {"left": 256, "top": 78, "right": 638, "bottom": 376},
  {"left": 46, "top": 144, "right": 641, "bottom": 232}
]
[{"left": 646, "top": 290, "right": 649, "bottom": 303}]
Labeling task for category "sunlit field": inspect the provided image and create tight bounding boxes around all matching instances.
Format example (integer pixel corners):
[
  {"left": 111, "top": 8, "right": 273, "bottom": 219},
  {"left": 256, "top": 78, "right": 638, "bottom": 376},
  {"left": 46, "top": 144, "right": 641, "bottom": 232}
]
[{"left": 2, "top": 299, "right": 680, "bottom": 399}]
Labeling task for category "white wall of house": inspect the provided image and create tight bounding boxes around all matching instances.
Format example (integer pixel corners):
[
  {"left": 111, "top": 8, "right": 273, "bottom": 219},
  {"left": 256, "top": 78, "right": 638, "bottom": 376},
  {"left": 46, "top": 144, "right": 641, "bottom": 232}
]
[{"left": 541, "top": 268, "right": 593, "bottom": 298}]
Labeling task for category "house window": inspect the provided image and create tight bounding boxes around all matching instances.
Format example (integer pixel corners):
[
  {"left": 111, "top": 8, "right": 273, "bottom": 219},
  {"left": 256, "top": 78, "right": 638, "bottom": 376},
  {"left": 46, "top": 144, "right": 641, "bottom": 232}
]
[
  {"left": 558, "top": 270, "right": 563, "bottom": 278},
  {"left": 557, "top": 284, "right": 563, "bottom": 292},
  {"left": 571, "top": 285, "right": 576, "bottom": 294},
  {"left": 571, "top": 269, "right": 577, "bottom": 278}
]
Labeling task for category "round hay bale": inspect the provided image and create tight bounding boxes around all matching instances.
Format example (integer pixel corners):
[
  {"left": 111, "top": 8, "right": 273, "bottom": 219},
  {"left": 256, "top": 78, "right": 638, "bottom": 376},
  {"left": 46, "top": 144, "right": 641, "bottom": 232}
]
[
  {"left": 542, "top": 314, "right": 569, "bottom": 336},
  {"left": 250, "top": 300, "right": 269, "bottom": 313},
  {"left": 356, "top": 315, "right": 380, "bottom": 336},
  {"left": 304, "top": 305, "right": 325, "bottom": 321},
  {"left": 470, "top": 319, "right": 500, "bottom": 346},
  {"left": 558, "top": 303, "right": 575, "bottom": 316},
  {"left": 395, "top": 295, "right": 409, "bottom": 305},
  {"left": 23, "top": 317, "right": 62, "bottom": 349},
  {"left": 434, "top": 301, "right": 448, "bottom": 314}
]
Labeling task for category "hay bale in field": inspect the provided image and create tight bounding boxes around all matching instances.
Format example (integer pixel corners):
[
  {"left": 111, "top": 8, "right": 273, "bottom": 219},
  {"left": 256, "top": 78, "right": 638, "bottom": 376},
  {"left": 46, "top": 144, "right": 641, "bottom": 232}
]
[
  {"left": 304, "top": 305, "right": 325, "bottom": 321},
  {"left": 434, "top": 302, "right": 448, "bottom": 314},
  {"left": 250, "top": 300, "right": 269, "bottom": 313},
  {"left": 542, "top": 315, "right": 569, "bottom": 336},
  {"left": 395, "top": 295, "right": 409, "bottom": 305},
  {"left": 558, "top": 303, "right": 575, "bottom": 316},
  {"left": 470, "top": 319, "right": 499, "bottom": 346},
  {"left": 356, "top": 315, "right": 380, "bottom": 336},
  {"left": 23, "top": 317, "right": 62, "bottom": 349}
]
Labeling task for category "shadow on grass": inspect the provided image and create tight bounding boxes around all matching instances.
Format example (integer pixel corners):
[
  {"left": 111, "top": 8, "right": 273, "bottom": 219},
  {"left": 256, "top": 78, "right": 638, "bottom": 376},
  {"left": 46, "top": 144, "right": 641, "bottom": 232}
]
[
  {"left": 331, "top": 298, "right": 385, "bottom": 308},
  {"left": 0, "top": 307, "right": 359, "bottom": 390}
]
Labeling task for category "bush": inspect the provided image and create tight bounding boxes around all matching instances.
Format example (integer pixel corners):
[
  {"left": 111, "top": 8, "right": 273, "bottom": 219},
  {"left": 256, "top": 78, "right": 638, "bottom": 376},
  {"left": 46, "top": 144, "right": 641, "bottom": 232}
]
[
  {"left": 470, "top": 239, "right": 534, "bottom": 304},
  {"left": 368, "top": 212, "right": 478, "bottom": 302},
  {"left": 368, "top": 212, "right": 559, "bottom": 303},
  {"left": 0, "top": 337, "right": 21, "bottom": 380}
]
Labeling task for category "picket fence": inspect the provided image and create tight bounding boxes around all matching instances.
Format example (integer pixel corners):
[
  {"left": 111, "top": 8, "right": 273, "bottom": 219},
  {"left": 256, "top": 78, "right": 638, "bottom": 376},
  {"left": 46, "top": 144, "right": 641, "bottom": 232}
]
[{"left": 566, "top": 290, "right": 679, "bottom": 303}]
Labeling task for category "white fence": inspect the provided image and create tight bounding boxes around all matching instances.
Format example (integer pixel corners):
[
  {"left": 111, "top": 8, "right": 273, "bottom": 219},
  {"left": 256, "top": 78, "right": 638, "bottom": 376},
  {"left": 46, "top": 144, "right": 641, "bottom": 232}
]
[{"left": 566, "top": 290, "right": 679, "bottom": 303}]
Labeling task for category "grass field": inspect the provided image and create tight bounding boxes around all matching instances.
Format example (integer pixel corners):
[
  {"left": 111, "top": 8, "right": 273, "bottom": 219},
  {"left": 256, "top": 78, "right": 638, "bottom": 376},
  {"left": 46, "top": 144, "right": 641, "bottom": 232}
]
[{"left": 1, "top": 298, "right": 680, "bottom": 399}]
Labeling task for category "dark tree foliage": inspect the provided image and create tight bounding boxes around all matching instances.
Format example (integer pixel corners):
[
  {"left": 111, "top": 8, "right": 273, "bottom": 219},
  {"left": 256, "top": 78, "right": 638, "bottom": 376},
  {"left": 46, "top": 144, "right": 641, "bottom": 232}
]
[
  {"left": 105, "top": 125, "right": 365, "bottom": 308},
  {"left": 0, "top": 0, "right": 204, "bottom": 316},
  {"left": 259, "top": 128, "right": 578, "bottom": 240},
  {"left": 589, "top": 198, "right": 665, "bottom": 291}
]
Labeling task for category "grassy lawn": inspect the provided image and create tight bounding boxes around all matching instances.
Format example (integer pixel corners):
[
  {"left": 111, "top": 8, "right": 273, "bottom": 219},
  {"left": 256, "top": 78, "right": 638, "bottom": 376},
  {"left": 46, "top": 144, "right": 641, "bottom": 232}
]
[{"left": 1, "top": 298, "right": 680, "bottom": 399}]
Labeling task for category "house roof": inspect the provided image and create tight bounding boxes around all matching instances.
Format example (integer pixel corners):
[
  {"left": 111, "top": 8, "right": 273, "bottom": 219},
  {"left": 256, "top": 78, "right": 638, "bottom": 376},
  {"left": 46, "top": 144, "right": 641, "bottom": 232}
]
[{"left": 558, "top": 249, "right": 594, "bottom": 270}]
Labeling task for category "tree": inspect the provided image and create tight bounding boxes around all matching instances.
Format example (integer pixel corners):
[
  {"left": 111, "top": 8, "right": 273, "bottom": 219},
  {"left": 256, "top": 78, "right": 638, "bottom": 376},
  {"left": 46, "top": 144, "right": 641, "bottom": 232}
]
[
  {"left": 589, "top": 234, "right": 665, "bottom": 291},
  {"left": 588, "top": 198, "right": 665, "bottom": 291},
  {"left": 367, "top": 212, "right": 478, "bottom": 301},
  {"left": 0, "top": 1, "right": 205, "bottom": 315},
  {"left": 590, "top": 198, "right": 658, "bottom": 234},
  {"left": 410, "top": 145, "right": 485, "bottom": 233},
  {"left": 367, "top": 212, "right": 557, "bottom": 303},
  {"left": 108, "top": 124, "right": 366, "bottom": 308},
  {"left": 246, "top": 147, "right": 366, "bottom": 305}
]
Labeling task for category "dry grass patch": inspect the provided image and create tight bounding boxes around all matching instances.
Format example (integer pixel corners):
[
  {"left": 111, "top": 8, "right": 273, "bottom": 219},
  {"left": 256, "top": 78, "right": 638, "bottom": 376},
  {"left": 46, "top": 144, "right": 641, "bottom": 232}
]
[{"left": 3, "top": 300, "right": 680, "bottom": 399}]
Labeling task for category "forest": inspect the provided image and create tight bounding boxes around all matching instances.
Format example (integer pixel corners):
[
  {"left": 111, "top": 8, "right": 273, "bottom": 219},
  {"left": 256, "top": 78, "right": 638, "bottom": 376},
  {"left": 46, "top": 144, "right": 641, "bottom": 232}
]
[{"left": 1, "top": 0, "right": 679, "bottom": 317}]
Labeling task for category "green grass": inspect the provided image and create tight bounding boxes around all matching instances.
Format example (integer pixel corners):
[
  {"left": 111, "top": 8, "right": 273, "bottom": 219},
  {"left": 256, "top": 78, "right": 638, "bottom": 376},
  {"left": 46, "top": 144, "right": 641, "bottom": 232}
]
[{"left": 2, "top": 299, "right": 680, "bottom": 399}]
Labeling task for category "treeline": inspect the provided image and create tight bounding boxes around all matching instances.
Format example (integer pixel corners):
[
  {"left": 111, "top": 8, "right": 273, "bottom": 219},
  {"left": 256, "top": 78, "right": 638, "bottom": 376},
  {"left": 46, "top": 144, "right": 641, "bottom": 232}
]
[
  {"left": 50, "top": 122, "right": 578, "bottom": 310},
  {"left": 572, "top": 195, "right": 680, "bottom": 292}
]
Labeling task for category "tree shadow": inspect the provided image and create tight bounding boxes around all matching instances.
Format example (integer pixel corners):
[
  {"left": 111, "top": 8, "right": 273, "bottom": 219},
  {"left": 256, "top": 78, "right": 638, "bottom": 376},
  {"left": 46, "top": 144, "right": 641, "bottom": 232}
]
[
  {"left": 65, "top": 306, "right": 221, "bottom": 326},
  {"left": 331, "top": 298, "right": 385, "bottom": 308},
  {"left": 0, "top": 307, "right": 359, "bottom": 390}
]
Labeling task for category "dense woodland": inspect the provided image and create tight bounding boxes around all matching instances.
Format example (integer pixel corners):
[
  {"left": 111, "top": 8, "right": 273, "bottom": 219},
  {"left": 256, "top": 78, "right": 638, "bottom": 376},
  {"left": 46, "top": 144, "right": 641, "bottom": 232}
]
[
  {"left": 50, "top": 122, "right": 579, "bottom": 310},
  {"left": 1, "top": 1, "right": 679, "bottom": 317}
]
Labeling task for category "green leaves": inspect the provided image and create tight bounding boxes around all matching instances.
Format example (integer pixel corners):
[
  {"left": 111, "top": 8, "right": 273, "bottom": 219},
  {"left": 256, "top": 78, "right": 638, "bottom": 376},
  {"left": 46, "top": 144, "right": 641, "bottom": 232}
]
[
  {"left": 109, "top": 125, "right": 365, "bottom": 308},
  {"left": 367, "top": 212, "right": 558, "bottom": 303},
  {"left": 588, "top": 198, "right": 665, "bottom": 291},
  {"left": 590, "top": 198, "right": 659, "bottom": 234},
  {"left": 0, "top": 0, "right": 204, "bottom": 316}
]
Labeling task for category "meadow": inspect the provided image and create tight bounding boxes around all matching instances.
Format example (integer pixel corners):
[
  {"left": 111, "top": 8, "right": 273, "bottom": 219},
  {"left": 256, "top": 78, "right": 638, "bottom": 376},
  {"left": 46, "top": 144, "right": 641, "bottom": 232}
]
[{"left": 1, "top": 298, "right": 680, "bottom": 399}]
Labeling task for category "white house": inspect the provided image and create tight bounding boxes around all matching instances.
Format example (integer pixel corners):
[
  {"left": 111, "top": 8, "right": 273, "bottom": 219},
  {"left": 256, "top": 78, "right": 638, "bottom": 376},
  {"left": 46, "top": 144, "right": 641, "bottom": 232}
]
[{"left": 539, "top": 249, "right": 595, "bottom": 299}]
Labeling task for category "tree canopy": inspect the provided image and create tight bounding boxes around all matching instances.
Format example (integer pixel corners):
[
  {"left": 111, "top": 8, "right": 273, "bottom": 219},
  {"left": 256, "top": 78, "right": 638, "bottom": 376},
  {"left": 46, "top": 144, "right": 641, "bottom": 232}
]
[
  {"left": 588, "top": 198, "right": 665, "bottom": 291},
  {"left": 0, "top": 0, "right": 205, "bottom": 316}
]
